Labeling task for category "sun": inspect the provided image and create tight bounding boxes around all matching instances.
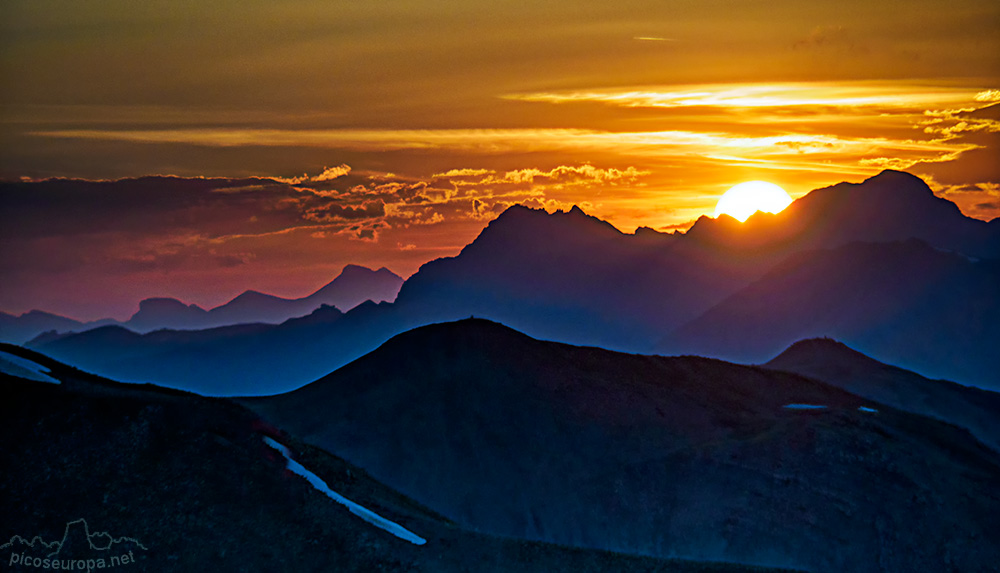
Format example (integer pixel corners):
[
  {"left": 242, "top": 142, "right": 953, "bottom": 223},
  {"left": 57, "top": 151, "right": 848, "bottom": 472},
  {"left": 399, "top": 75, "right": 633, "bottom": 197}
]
[{"left": 714, "top": 181, "right": 793, "bottom": 222}]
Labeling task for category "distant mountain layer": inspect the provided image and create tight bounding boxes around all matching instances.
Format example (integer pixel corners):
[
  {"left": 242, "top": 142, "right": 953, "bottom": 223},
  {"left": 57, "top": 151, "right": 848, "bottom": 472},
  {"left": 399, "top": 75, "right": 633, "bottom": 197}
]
[
  {"left": 124, "top": 264, "right": 403, "bottom": 332},
  {"left": 660, "top": 239, "right": 1000, "bottom": 387},
  {"left": 27, "top": 170, "right": 1000, "bottom": 391},
  {"left": 24, "top": 301, "right": 418, "bottom": 396},
  {"left": 2, "top": 342, "right": 780, "bottom": 573},
  {"left": 243, "top": 319, "right": 1000, "bottom": 573},
  {"left": 0, "top": 264, "right": 403, "bottom": 343}
]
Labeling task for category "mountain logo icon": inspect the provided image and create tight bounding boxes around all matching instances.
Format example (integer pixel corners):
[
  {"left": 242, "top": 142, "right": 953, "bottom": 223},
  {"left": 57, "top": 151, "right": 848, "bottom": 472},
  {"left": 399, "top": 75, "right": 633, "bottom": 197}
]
[{"left": 3, "top": 519, "right": 147, "bottom": 570}]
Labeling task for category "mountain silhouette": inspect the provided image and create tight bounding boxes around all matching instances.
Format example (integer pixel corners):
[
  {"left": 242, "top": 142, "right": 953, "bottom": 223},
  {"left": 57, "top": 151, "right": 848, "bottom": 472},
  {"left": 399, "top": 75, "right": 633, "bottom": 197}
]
[
  {"left": 125, "top": 298, "right": 210, "bottom": 332},
  {"left": 1, "top": 342, "right": 794, "bottom": 573},
  {"left": 660, "top": 238, "right": 1000, "bottom": 388},
  {"left": 764, "top": 337, "right": 1000, "bottom": 452},
  {"left": 1, "top": 265, "right": 402, "bottom": 343},
  {"left": 394, "top": 204, "right": 742, "bottom": 349},
  {"left": 683, "top": 169, "right": 1000, "bottom": 259},
  {"left": 243, "top": 318, "right": 1000, "bottom": 573},
  {"left": 191, "top": 264, "right": 403, "bottom": 330},
  {"left": 0, "top": 310, "right": 106, "bottom": 346},
  {"left": 28, "top": 170, "right": 1000, "bottom": 392},
  {"left": 121, "top": 264, "right": 403, "bottom": 332}
]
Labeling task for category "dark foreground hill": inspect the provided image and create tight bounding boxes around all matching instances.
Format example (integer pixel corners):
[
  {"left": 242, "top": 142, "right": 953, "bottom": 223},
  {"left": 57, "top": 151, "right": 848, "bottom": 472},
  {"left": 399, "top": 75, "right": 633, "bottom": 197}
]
[
  {"left": 244, "top": 319, "right": 1000, "bottom": 573},
  {"left": 0, "top": 343, "right": 789, "bottom": 573}
]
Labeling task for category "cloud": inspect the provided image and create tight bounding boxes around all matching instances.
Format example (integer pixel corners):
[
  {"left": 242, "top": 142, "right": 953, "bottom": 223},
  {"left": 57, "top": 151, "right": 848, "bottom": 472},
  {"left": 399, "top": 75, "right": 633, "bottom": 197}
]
[
  {"left": 304, "top": 199, "right": 386, "bottom": 223},
  {"left": 33, "top": 82, "right": 992, "bottom": 189},
  {"left": 433, "top": 168, "right": 494, "bottom": 178},
  {"left": 340, "top": 220, "right": 390, "bottom": 242},
  {"left": 503, "top": 81, "right": 983, "bottom": 112},
  {"left": 271, "top": 164, "right": 353, "bottom": 185},
  {"left": 311, "top": 164, "right": 352, "bottom": 182},
  {"left": 975, "top": 90, "right": 1000, "bottom": 103},
  {"left": 483, "top": 164, "right": 649, "bottom": 186}
]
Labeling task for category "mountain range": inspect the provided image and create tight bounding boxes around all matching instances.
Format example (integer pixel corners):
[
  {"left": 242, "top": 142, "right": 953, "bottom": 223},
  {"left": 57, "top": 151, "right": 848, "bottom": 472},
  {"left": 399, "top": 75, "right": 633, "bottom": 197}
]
[
  {"left": 0, "top": 264, "right": 402, "bottom": 344},
  {"left": 24, "top": 170, "right": 999, "bottom": 394}
]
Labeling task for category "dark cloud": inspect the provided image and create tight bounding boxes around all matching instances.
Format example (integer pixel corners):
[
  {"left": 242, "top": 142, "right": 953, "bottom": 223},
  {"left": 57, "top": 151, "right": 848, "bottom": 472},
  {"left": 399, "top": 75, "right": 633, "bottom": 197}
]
[
  {"left": 341, "top": 220, "right": 391, "bottom": 242},
  {"left": 304, "top": 200, "right": 386, "bottom": 223}
]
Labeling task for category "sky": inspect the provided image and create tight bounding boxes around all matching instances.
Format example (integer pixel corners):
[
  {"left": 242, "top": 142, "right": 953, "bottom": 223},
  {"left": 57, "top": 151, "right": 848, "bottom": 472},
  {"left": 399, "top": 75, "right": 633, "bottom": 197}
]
[{"left": 1, "top": 0, "right": 998, "bottom": 320}]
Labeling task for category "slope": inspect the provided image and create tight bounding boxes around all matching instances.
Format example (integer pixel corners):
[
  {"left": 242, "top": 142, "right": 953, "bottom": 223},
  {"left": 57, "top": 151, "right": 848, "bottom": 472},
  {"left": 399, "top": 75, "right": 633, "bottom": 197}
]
[
  {"left": 0, "top": 343, "right": 789, "bottom": 573},
  {"left": 763, "top": 337, "right": 1000, "bottom": 452},
  {"left": 243, "top": 319, "right": 1000, "bottom": 573}
]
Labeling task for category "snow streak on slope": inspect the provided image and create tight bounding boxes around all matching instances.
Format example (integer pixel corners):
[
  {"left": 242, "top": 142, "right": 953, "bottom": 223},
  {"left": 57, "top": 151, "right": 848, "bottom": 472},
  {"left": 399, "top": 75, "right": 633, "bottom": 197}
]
[
  {"left": 0, "top": 350, "right": 59, "bottom": 383},
  {"left": 263, "top": 436, "right": 427, "bottom": 546}
]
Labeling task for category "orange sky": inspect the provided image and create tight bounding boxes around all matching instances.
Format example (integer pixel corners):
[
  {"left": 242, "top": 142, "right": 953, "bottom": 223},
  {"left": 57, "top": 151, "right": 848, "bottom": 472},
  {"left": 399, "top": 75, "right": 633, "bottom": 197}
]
[{"left": 1, "top": 0, "right": 998, "bottom": 319}]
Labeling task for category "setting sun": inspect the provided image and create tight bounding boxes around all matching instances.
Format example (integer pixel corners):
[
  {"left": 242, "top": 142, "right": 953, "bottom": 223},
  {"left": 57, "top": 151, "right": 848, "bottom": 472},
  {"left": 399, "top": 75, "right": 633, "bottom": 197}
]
[{"left": 714, "top": 181, "right": 793, "bottom": 222}]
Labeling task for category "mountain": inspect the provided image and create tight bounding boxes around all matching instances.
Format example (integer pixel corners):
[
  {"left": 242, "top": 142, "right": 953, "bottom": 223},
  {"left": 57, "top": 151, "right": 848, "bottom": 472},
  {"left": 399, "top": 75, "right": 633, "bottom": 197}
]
[
  {"left": 682, "top": 169, "right": 1000, "bottom": 259},
  {"left": 124, "top": 297, "right": 210, "bottom": 332},
  {"left": 763, "top": 338, "right": 1000, "bottom": 453},
  {"left": 393, "top": 205, "right": 744, "bottom": 350},
  {"left": 0, "top": 310, "right": 91, "bottom": 345},
  {"left": 1, "top": 342, "right": 785, "bottom": 573},
  {"left": 303, "top": 264, "right": 404, "bottom": 311},
  {"left": 660, "top": 239, "right": 1000, "bottom": 388},
  {"left": 243, "top": 319, "right": 1000, "bottom": 573}
]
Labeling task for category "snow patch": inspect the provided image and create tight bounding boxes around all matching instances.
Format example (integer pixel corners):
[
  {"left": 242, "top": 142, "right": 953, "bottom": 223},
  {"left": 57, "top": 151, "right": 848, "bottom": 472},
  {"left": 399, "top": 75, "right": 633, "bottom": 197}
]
[
  {"left": 263, "top": 436, "right": 427, "bottom": 546},
  {"left": 932, "top": 246, "right": 980, "bottom": 263},
  {"left": 0, "top": 351, "right": 59, "bottom": 384},
  {"left": 858, "top": 406, "right": 878, "bottom": 413},
  {"left": 782, "top": 404, "right": 827, "bottom": 410}
]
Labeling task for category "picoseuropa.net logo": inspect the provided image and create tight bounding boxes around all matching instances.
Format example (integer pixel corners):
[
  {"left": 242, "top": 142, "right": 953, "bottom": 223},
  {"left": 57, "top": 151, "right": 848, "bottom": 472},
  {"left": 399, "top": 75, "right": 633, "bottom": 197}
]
[{"left": 3, "top": 519, "right": 147, "bottom": 571}]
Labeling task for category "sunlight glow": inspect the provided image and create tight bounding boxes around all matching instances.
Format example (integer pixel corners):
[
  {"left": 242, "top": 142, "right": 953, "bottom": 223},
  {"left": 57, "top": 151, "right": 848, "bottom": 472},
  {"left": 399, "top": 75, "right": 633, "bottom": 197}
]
[
  {"left": 505, "top": 82, "right": 984, "bottom": 110},
  {"left": 714, "top": 181, "right": 793, "bottom": 222}
]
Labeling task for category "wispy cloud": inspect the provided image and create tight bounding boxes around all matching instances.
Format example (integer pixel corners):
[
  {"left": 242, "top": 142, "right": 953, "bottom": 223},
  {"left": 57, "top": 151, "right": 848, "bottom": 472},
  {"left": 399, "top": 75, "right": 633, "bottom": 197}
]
[
  {"left": 433, "top": 168, "right": 495, "bottom": 178},
  {"left": 27, "top": 126, "right": 974, "bottom": 176},
  {"left": 503, "top": 82, "right": 985, "bottom": 110}
]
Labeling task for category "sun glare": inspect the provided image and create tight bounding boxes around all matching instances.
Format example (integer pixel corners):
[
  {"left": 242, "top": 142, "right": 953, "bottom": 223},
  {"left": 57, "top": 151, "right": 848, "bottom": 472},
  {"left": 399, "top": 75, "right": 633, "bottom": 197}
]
[{"left": 714, "top": 181, "right": 793, "bottom": 222}]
